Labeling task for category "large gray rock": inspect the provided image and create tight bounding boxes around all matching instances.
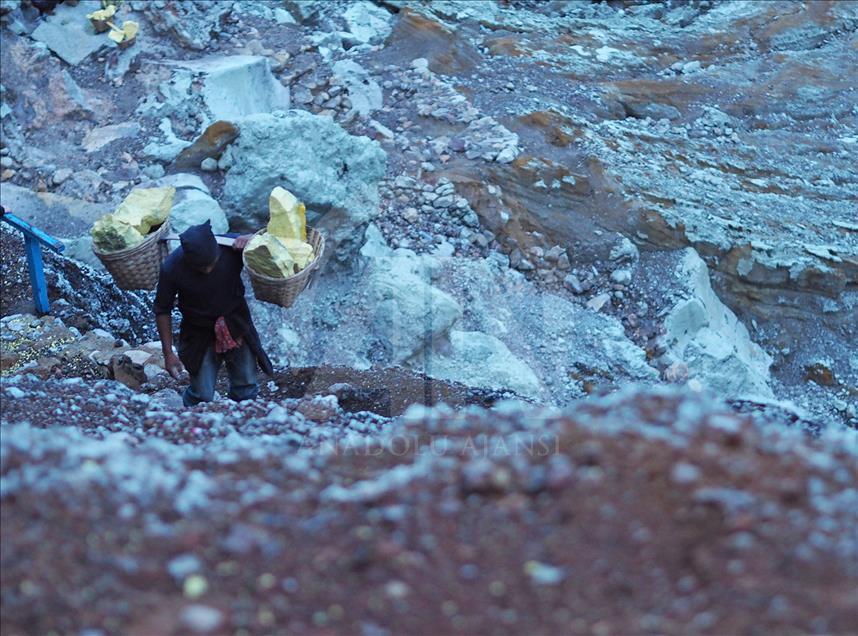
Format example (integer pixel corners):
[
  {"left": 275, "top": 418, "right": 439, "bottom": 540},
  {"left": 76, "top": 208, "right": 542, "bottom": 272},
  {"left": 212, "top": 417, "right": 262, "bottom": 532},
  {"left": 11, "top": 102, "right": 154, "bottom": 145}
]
[
  {"left": 365, "top": 247, "right": 462, "bottom": 365},
  {"left": 663, "top": 249, "right": 773, "bottom": 399},
  {"left": 152, "top": 174, "right": 229, "bottom": 235},
  {"left": 30, "top": 0, "right": 110, "bottom": 66},
  {"left": 220, "top": 110, "right": 386, "bottom": 263},
  {"left": 168, "top": 56, "right": 290, "bottom": 123},
  {"left": 60, "top": 235, "right": 105, "bottom": 272},
  {"left": 251, "top": 226, "right": 461, "bottom": 372}
]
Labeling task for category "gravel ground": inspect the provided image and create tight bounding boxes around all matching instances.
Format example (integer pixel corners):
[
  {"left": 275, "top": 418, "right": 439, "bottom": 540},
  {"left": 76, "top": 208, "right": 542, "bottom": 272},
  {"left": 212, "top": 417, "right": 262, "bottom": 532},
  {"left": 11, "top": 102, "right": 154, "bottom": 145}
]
[{"left": 2, "top": 381, "right": 857, "bottom": 636}]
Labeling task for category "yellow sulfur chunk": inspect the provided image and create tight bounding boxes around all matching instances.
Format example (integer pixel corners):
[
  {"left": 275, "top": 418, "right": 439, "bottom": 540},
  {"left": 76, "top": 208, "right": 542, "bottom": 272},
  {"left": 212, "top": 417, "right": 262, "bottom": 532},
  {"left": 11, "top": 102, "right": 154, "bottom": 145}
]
[
  {"left": 108, "top": 21, "right": 139, "bottom": 44},
  {"left": 244, "top": 234, "right": 315, "bottom": 278},
  {"left": 91, "top": 216, "right": 144, "bottom": 253},
  {"left": 267, "top": 187, "right": 307, "bottom": 242},
  {"left": 113, "top": 186, "right": 175, "bottom": 235},
  {"left": 279, "top": 238, "right": 315, "bottom": 270},
  {"left": 245, "top": 234, "right": 297, "bottom": 278},
  {"left": 91, "top": 186, "right": 174, "bottom": 252},
  {"left": 87, "top": 5, "right": 116, "bottom": 21}
]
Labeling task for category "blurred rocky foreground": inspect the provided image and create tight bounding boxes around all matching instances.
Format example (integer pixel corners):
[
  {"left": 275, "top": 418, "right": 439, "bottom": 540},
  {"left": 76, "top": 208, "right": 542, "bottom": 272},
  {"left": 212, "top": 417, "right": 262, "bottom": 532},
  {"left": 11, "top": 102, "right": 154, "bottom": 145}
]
[
  {"left": 2, "top": 0, "right": 858, "bottom": 634},
  {"left": 2, "top": 375, "right": 857, "bottom": 635}
]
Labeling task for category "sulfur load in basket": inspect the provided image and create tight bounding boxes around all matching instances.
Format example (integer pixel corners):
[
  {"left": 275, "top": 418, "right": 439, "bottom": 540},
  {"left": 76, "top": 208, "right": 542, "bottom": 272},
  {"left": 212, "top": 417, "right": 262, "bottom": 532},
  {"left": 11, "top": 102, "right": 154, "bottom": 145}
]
[
  {"left": 243, "top": 187, "right": 325, "bottom": 308},
  {"left": 91, "top": 186, "right": 176, "bottom": 290},
  {"left": 267, "top": 187, "right": 307, "bottom": 242}
]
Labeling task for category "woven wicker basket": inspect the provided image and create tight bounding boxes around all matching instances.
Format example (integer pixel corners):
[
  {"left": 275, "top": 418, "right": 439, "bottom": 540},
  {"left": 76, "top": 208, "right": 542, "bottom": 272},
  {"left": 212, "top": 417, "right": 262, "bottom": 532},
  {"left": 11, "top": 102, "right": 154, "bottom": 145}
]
[
  {"left": 92, "top": 220, "right": 171, "bottom": 290},
  {"left": 243, "top": 227, "right": 325, "bottom": 308}
]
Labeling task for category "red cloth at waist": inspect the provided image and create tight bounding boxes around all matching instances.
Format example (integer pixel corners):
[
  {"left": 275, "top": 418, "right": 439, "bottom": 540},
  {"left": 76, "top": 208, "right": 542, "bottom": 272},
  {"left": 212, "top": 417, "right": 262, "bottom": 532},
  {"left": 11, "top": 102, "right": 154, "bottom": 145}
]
[{"left": 214, "top": 315, "right": 242, "bottom": 353}]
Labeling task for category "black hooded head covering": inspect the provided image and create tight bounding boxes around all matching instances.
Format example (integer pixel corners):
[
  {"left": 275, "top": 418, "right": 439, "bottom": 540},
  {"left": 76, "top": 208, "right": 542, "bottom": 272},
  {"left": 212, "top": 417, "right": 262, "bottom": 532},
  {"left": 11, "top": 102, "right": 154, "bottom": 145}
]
[{"left": 180, "top": 220, "right": 219, "bottom": 269}]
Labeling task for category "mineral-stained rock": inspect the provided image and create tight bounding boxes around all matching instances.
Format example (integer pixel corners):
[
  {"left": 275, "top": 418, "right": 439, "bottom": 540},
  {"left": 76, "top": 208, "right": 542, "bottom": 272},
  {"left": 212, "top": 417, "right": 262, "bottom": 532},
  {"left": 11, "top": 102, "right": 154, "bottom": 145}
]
[
  {"left": 174, "top": 121, "right": 239, "bottom": 169},
  {"left": 379, "top": 8, "right": 481, "bottom": 75},
  {"left": 243, "top": 187, "right": 316, "bottom": 277},
  {"left": 90, "top": 217, "right": 144, "bottom": 253},
  {"left": 278, "top": 238, "right": 314, "bottom": 270}
]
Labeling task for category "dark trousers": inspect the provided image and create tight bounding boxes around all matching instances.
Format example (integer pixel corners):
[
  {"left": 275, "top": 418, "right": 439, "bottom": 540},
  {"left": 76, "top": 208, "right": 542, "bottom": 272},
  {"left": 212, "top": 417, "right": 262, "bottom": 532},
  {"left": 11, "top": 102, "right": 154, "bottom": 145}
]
[{"left": 182, "top": 341, "right": 258, "bottom": 407}]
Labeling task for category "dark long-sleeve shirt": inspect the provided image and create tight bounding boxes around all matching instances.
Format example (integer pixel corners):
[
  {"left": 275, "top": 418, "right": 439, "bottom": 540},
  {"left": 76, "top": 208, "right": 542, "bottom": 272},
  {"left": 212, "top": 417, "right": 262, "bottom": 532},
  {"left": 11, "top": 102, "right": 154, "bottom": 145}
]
[{"left": 153, "top": 235, "right": 273, "bottom": 377}]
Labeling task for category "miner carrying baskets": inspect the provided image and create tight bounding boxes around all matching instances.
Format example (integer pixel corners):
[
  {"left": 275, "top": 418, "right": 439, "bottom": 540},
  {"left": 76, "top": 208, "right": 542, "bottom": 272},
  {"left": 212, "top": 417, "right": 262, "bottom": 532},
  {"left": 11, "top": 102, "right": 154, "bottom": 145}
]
[
  {"left": 90, "top": 185, "right": 324, "bottom": 406},
  {"left": 153, "top": 220, "right": 273, "bottom": 407}
]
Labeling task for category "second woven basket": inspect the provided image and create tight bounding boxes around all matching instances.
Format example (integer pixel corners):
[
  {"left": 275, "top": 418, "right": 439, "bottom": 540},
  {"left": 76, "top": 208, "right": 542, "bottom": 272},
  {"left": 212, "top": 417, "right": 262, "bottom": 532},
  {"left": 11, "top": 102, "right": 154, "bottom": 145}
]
[
  {"left": 92, "top": 220, "right": 171, "bottom": 290},
  {"left": 242, "top": 227, "right": 325, "bottom": 309}
]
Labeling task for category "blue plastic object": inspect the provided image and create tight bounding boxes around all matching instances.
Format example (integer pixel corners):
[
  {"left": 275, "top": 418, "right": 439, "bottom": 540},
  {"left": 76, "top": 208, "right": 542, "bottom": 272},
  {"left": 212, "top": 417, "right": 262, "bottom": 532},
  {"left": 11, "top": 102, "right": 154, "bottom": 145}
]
[{"left": 0, "top": 206, "right": 65, "bottom": 314}]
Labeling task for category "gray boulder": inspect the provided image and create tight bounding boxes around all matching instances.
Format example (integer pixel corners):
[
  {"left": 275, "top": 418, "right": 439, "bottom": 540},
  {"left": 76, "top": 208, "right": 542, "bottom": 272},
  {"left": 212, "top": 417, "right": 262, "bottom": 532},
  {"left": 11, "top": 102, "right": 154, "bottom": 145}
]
[
  {"left": 250, "top": 226, "right": 461, "bottom": 372},
  {"left": 30, "top": 0, "right": 109, "bottom": 66},
  {"left": 367, "top": 254, "right": 462, "bottom": 365},
  {"left": 61, "top": 235, "right": 105, "bottom": 272},
  {"left": 168, "top": 56, "right": 290, "bottom": 123},
  {"left": 152, "top": 174, "right": 229, "bottom": 235},
  {"left": 220, "top": 110, "right": 386, "bottom": 263},
  {"left": 168, "top": 187, "right": 229, "bottom": 235}
]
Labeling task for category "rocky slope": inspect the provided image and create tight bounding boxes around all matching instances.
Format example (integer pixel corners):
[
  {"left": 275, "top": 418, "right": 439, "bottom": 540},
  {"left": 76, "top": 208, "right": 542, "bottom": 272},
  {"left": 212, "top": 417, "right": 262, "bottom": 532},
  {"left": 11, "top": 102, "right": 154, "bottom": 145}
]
[{"left": 2, "top": 1, "right": 858, "bottom": 634}]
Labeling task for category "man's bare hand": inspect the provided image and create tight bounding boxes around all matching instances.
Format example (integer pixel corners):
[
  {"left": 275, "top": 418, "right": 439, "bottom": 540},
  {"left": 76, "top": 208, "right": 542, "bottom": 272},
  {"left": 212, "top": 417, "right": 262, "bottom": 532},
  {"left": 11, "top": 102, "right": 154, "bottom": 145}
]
[
  {"left": 164, "top": 351, "right": 185, "bottom": 380},
  {"left": 232, "top": 234, "right": 254, "bottom": 250}
]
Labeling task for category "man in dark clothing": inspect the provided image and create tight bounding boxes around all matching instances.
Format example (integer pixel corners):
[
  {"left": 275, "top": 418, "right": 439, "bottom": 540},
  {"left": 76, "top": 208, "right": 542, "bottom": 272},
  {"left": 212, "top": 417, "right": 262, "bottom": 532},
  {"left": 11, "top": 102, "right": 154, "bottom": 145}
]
[{"left": 153, "top": 220, "right": 274, "bottom": 407}]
